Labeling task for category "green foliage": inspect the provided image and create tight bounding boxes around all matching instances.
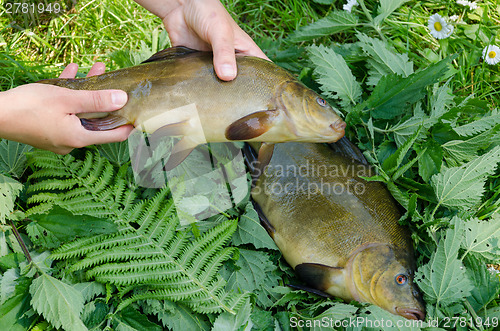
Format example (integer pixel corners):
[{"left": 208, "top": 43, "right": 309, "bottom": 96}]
[
  {"left": 289, "top": 11, "right": 359, "bottom": 42},
  {"left": 0, "top": 174, "right": 23, "bottom": 223}
]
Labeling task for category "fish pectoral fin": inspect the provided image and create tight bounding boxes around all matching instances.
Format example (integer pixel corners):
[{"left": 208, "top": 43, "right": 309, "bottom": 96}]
[
  {"left": 141, "top": 46, "right": 199, "bottom": 64},
  {"left": 257, "top": 143, "right": 275, "bottom": 174},
  {"left": 295, "top": 263, "right": 344, "bottom": 292},
  {"left": 286, "top": 284, "right": 332, "bottom": 298},
  {"left": 251, "top": 200, "right": 276, "bottom": 237},
  {"left": 329, "top": 137, "right": 369, "bottom": 165},
  {"left": 225, "top": 110, "right": 278, "bottom": 140},
  {"left": 162, "top": 137, "right": 196, "bottom": 171},
  {"left": 80, "top": 115, "right": 130, "bottom": 131}
]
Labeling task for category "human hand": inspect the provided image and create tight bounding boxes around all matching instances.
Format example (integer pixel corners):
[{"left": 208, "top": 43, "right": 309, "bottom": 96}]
[
  {"left": 0, "top": 63, "right": 133, "bottom": 154},
  {"left": 135, "top": 0, "right": 269, "bottom": 81}
]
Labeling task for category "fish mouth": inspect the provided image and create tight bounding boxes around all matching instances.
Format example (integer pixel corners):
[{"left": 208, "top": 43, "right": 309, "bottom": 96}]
[
  {"left": 395, "top": 307, "right": 425, "bottom": 321},
  {"left": 330, "top": 120, "right": 346, "bottom": 135}
]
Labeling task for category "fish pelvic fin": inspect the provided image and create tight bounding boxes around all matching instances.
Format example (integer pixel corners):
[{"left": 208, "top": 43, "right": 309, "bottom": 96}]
[
  {"left": 225, "top": 110, "right": 278, "bottom": 141},
  {"left": 257, "top": 143, "right": 275, "bottom": 175},
  {"left": 328, "top": 137, "right": 369, "bottom": 165},
  {"left": 251, "top": 200, "right": 276, "bottom": 237},
  {"left": 80, "top": 115, "right": 130, "bottom": 131},
  {"left": 142, "top": 46, "right": 200, "bottom": 64},
  {"left": 286, "top": 284, "right": 332, "bottom": 298},
  {"left": 162, "top": 137, "right": 196, "bottom": 171},
  {"left": 295, "top": 263, "right": 344, "bottom": 293}
]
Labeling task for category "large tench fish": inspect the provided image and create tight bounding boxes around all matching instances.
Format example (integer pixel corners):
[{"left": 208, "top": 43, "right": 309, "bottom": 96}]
[
  {"left": 37, "top": 47, "right": 345, "bottom": 169},
  {"left": 244, "top": 139, "right": 425, "bottom": 320}
]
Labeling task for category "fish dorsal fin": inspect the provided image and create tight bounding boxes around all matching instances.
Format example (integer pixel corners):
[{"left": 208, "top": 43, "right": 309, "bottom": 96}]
[
  {"left": 142, "top": 46, "right": 200, "bottom": 64},
  {"left": 328, "top": 137, "right": 369, "bottom": 165},
  {"left": 295, "top": 263, "right": 344, "bottom": 292}
]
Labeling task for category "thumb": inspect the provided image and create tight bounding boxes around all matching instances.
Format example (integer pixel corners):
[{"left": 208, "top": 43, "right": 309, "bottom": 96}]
[{"left": 75, "top": 89, "right": 128, "bottom": 114}]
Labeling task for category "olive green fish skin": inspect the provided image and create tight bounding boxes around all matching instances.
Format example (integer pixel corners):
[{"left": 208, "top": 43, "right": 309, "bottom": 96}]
[
  {"left": 37, "top": 48, "right": 345, "bottom": 144},
  {"left": 251, "top": 142, "right": 425, "bottom": 320}
]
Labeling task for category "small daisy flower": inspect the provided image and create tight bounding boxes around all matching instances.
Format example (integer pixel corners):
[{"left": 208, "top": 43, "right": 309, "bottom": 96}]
[
  {"left": 482, "top": 45, "right": 500, "bottom": 65},
  {"left": 428, "top": 14, "right": 454, "bottom": 39},
  {"left": 468, "top": 1, "right": 478, "bottom": 10},
  {"left": 456, "top": 0, "right": 469, "bottom": 6},
  {"left": 343, "top": 0, "right": 358, "bottom": 12},
  {"left": 449, "top": 15, "right": 459, "bottom": 22}
]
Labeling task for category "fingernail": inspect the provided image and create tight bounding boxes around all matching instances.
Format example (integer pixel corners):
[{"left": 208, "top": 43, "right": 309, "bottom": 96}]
[
  {"left": 220, "top": 64, "right": 236, "bottom": 80},
  {"left": 111, "top": 91, "right": 128, "bottom": 107}
]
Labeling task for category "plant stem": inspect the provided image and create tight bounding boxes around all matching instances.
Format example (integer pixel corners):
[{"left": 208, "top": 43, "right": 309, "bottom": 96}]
[{"left": 9, "top": 219, "right": 32, "bottom": 264}]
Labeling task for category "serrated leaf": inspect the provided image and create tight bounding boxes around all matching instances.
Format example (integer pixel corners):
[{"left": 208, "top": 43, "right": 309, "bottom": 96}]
[
  {"left": 212, "top": 298, "right": 252, "bottom": 331},
  {"left": 462, "top": 218, "right": 500, "bottom": 260},
  {"left": 111, "top": 306, "right": 162, "bottom": 331},
  {"left": 357, "top": 33, "right": 413, "bottom": 86},
  {"left": 430, "top": 81, "right": 455, "bottom": 120},
  {"left": 374, "top": 0, "right": 411, "bottom": 25},
  {"left": 0, "top": 140, "right": 32, "bottom": 178},
  {"left": 30, "top": 206, "right": 117, "bottom": 242},
  {"left": 453, "top": 114, "right": 500, "bottom": 136},
  {"left": 442, "top": 130, "right": 494, "bottom": 164},
  {"left": 0, "top": 174, "right": 23, "bottom": 222},
  {"left": 465, "top": 256, "right": 500, "bottom": 312},
  {"left": 29, "top": 273, "right": 87, "bottom": 331},
  {"left": 296, "top": 302, "right": 358, "bottom": 331},
  {"left": 415, "top": 217, "right": 474, "bottom": 307},
  {"left": 349, "top": 304, "right": 425, "bottom": 330},
  {"left": 225, "top": 249, "right": 280, "bottom": 308},
  {"left": 72, "top": 282, "right": 106, "bottom": 303},
  {"left": 416, "top": 139, "right": 442, "bottom": 182},
  {"left": 26, "top": 222, "right": 61, "bottom": 249},
  {"left": 430, "top": 146, "right": 500, "bottom": 209},
  {"left": 290, "top": 11, "right": 359, "bottom": 42},
  {"left": 308, "top": 45, "right": 362, "bottom": 107},
  {"left": 232, "top": 202, "right": 278, "bottom": 250},
  {"left": 142, "top": 300, "right": 210, "bottom": 331},
  {"left": 382, "top": 126, "right": 422, "bottom": 177},
  {"left": 390, "top": 115, "right": 434, "bottom": 148},
  {"left": 0, "top": 277, "right": 35, "bottom": 331},
  {"left": 0, "top": 268, "right": 19, "bottom": 305},
  {"left": 97, "top": 141, "right": 130, "bottom": 166},
  {"left": 364, "top": 56, "right": 453, "bottom": 119}
]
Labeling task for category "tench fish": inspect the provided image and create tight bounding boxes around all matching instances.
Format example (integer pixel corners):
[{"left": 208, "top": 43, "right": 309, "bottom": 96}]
[
  {"left": 37, "top": 47, "right": 345, "bottom": 169},
  {"left": 244, "top": 139, "right": 425, "bottom": 320}
]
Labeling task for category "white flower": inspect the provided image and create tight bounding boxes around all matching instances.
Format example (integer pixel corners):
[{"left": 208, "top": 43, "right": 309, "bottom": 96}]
[
  {"left": 449, "top": 15, "right": 459, "bottom": 21},
  {"left": 428, "top": 14, "right": 454, "bottom": 39},
  {"left": 343, "top": 0, "right": 358, "bottom": 12},
  {"left": 482, "top": 45, "right": 500, "bottom": 65},
  {"left": 456, "top": 0, "right": 469, "bottom": 5},
  {"left": 468, "top": 1, "right": 478, "bottom": 10},
  {"left": 456, "top": 0, "right": 479, "bottom": 10}
]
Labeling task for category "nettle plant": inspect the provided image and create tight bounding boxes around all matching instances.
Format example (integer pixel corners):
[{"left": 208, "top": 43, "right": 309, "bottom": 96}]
[{"left": 0, "top": 0, "right": 499, "bottom": 330}]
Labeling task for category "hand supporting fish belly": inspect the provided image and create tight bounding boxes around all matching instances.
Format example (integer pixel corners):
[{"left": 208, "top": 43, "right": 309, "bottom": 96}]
[
  {"left": 36, "top": 46, "right": 346, "bottom": 169},
  {"left": 244, "top": 139, "right": 425, "bottom": 321}
]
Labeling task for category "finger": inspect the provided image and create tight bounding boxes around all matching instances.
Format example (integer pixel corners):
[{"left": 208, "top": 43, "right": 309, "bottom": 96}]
[
  {"left": 208, "top": 20, "right": 237, "bottom": 81},
  {"left": 59, "top": 63, "right": 79, "bottom": 78},
  {"left": 87, "top": 62, "right": 106, "bottom": 77},
  {"left": 73, "top": 89, "right": 128, "bottom": 114},
  {"left": 234, "top": 28, "right": 270, "bottom": 61}
]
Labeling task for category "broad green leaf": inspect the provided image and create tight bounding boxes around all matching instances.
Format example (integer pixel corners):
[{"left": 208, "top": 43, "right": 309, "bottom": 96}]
[
  {"left": 250, "top": 309, "right": 275, "bottom": 331},
  {"left": 374, "top": 0, "right": 411, "bottom": 25},
  {"left": 142, "top": 300, "right": 210, "bottom": 331},
  {"left": 0, "top": 140, "right": 32, "bottom": 178},
  {"left": 232, "top": 202, "right": 278, "bottom": 250},
  {"left": 111, "top": 306, "right": 162, "bottom": 331},
  {"left": 176, "top": 195, "right": 210, "bottom": 215},
  {"left": 290, "top": 11, "right": 359, "bottom": 42},
  {"left": 81, "top": 301, "right": 109, "bottom": 330},
  {"left": 29, "top": 272, "right": 87, "bottom": 331},
  {"left": 308, "top": 45, "right": 362, "bottom": 107},
  {"left": 453, "top": 113, "right": 500, "bottom": 136},
  {"left": 430, "top": 81, "right": 455, "bottom": 120},
  {"left": 415, "top": 217, "right": 474, "bottom": 307},
  {"left": 390, "top": 115, "right": 433, "bottom": 147},
  {"left": 465, "top": 256, "right": 500, "bottom": 312},
  {"left": 212, "top": 298, "right": 252, "bottom": 331},
  {"left": 430, "top": 146, "right": 500, "bottom": 209},
  {"left": 0, "top": 174, "right": 22, "bottom": 222},
  {"left": 294, "top": 302, "right": 357, "bottom": 331},
  {"left": 442, "top": 130, "right": 494, "bottom": 164},
  {"left": 26, "top": 222, "right": 61, "bottom": 249},
  {"left": 225, "top": 249, "right": 280, "bottom": 308},
  {"left": 347, "top": 304, "right": 425, "bottom": 330},
  {"left": 0, "top": 268, "right": 18, "bottom": 304},
  {"left": 72, "top": 282, "right": 106, "bottom": 303},
  {"left": 30, "top": 206, "right": 117, "bottom": 242},
  {"left": 364, "top": 56, "right": 453, "bottom": 119},
  {"left": 97, "top": 141, "right": 130, "bottom": 166},
  {"left": 416, "top": 139, "right": 442, "bottom": 182},
  {"left": 357, "top": 33, "right": 413, "bottom": 86},
  {"left": 462, "top": 217, "right": 500, "bottom": 260},
  {"left": 382, "top": 126, "right": 422, "bottom": 177},
  {"left": 0, "top": 277, "right": 35, "bottom": 331}
]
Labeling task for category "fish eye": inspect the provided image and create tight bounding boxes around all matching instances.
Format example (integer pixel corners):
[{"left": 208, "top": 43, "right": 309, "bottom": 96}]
[
  {"left": 316, "top": 97, "right": 327, "bottom": 107},
  {"left": 395, "top": 274, "right": 408, "bottom": 285}
]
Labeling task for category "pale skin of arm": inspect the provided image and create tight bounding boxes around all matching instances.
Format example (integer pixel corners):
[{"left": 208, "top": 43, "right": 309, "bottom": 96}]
[{"left": 0, "top": 0, "right": 266, "bottom": 154}]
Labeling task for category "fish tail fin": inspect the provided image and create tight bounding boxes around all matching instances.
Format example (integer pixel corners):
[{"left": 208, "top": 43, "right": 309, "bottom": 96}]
[
  {"left": 80, "top": 115, "right": 130, "bottom": 131},
  {"left": 329, "top": 137, "right": 369, "bottom": 165}
]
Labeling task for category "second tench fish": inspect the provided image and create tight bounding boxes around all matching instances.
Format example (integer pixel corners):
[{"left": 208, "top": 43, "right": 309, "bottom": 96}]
[
  {"left": 245, "top": 139, "right": 425, "bottom": 320},
  {"left": 37, "top": 47, "right": 345, "bottom": 169}
]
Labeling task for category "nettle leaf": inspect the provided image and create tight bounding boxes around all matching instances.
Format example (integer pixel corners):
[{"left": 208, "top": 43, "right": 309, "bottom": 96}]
[
  {"left": 390, "top": 115, "right": 434, "bottom": 148},
  {"left": 453, "top": 113, "right": 500, "bottom": 136},
  {"left": 430, "top": 81, "right": 455, "bottom": 120},
  {"left": 212, "top": 298, "right": 252, "bottom": 331},
  {"left": 364, "top": 56, "right": 453, "bottom": 119},
  {"left": 142, "top": 300, "right": 210, "bottom": 331},
  {"left": 225, "top": 249, "right": 281, "bottom": 308},
  {"left": 72, "top": 282, "right": 106, "bottom": 303},
  {"left": 308, "top": 45, "right": 362, "bottom": 108},
  {"left": 415, "top": 217, "right": 474, "bottom": 307},
  {"left": 442, "top": 130, "right": 494, "bottom": 164},
  {"left": 416, "top": 139, "right": 443, "bottom": 182},
  {"left": 382, "top": 126, "right": 422, "bottom": 177},
  {"left": 111, "top": 305, "right": 161, "bottom": 331},
  {"left": 0, "top": 140, "right": 32, "bottom": 178},
  {"left": 0, "top": 268, "right": 18, "bottom": 305},
  {"left": 374, "top": 0, "right": 411, "bottom": 25},
  {"left": 0, "top": 276, "right": 35, "bottom": 331},
  {"left": 465, "top": 256, "right": 500, "bottom": 312},
  {"left": 351, "top": 304, "right": 424, "bottom": 331},
  {"left": 0, "top": 174, "right": 22, "bottom": 222},
  {"left": 290, "top": 11, "right": 359, "bottom": 42},
  {"left": 232, "top": 202, "right": 278, "bottom": 250},
  {"left": 97, "top": 141, "right": 130, "bottom": 166},
  {"left": 29, "top": 273, "right": 87, "bottom": 331},
  {"left": 295, "top": 302, "right": 357, "bottom": 330},
  {"left": 430, "top": 146, "right": 500, "bottom": 210},
  {"left": 356, "top": 33, "right": 413, "bottom": 86},
  {"left": 462, "top": 217, "right": 500, "bottom": 260}
]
